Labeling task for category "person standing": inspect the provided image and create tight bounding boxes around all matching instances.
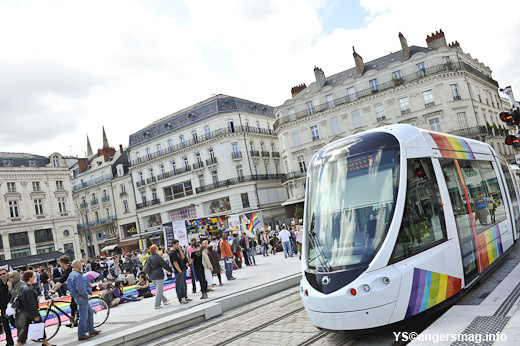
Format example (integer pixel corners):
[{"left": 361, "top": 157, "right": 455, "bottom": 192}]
[
  {"left": 240, "top": 233, "right": 256, "bottom": 266},
  {"left": 0, "top": 268, "right": 14, "bottom": 346},
  {"left": 278, "top": 226, "right": 293, "bottom": 258},
  {"left": 169, "top": 240, "right": 191, "bottom": 305},
  {"left": 296, "top": 225, "right": 304, "bottom": 260},
  {"left": 207, "top": 245, "right": 223, "bottom": 286},
  {"left": 68, "top": 260, "right": 101, "bottom": 341},
  {"left": 220, "top": 233, "right": 236, "bottom": 281},
  {"left": 15, "top": 271, "right": 53, "bottom": 346},
  {"left": 190, "top": 243, "right": 208, "bottom": 299},
  {"left": 261, "top": 230, "right": 270, "bottom": 257},
  {"left": 147, "top": 245, "right": 172, "bottom": 309},
  {"left": 40, "top": 268, "right": 50, "bottom": 298},
  {"left": 49, "top": 256, "right": 78, "bottom": 324},
  {"left": 201, "top": 246, "right": 214, "bottom": 288},
  {"left": 186, "top": 241, "right": 197, "bottom": 294}
]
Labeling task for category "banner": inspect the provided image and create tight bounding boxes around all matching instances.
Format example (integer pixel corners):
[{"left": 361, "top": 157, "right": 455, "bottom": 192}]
[
  {"left": 203, "top": 196, "right": 231, "bottom": 215},
  {"left": 163, "top": 222, "right": 174, "bottom": 249},
  {"left": 143, "top": 214, "right": 162, "bottom": 229},
  {"left": 173, "top": 220, "right": 189, "bottom": 247},
  {"left": 228, "top": 214, "right": 240, "bottom": 231}
]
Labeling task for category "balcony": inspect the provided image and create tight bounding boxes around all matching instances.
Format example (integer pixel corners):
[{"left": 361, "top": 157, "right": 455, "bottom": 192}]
[
  {"left": 119, "top": 191, "right": 127, "bottom": 197},
  {"left": 77, "top": 215, "right": 118, "bottom": 229},
  {"left": 274, "top": 61, "right": 499, "bottom": 130},
  {"left": 90, "top": 199, "right": 99, "bottom": 206},
  {"left": 453, "top": 95, "right": 462, "bottom": 101},
  {"left": 102, "top": 195, "right": 110, "bottom": 203},
  {"left": 206, "top": 157, "right": 218, "bottom": 166},
  {"left": 146, "top": 176, "right": 157, "bottom": 184},
  {"left": 129, "top": 125, "right": 277, "bottom": 167},
  {"left": 281, "top": 171, "right": 307, "bottom": 184},
  {"left": 136, "top": 199, "right": 161, "bottom": 210},
  {"left": 232, "top": 152, "right": 242, "bottom": 160},
  {"left": 448, "top": 126, "right": 510, "bottom": 140},
  {"left": 271, "top": 151, "right": 280, "bottom": 158},
  {"left": 311, "top": 136, "right": 320, "bottom": 141},
  {"left": 193, "top": 161, "right": 204, "bottom": 170},
  {"left": 401, "top": 109, "right": 411, "bottom": 115},
  {"left": 73, "top": 174, "right": 113, "bottom": 191},
  {"left": 261, "top": 151, "right": 270, "bottom": 157},
  {"left": 425, "top": 102, "right": 436, "bottom": 108},
  {"left": 250, "top": 150, "right": 260, "bottom": 157},
  {"left": 80, "top": 202, "right": 88, "bottom": 209},
  {"left": 195, "top": 174, "right": 284, "bottom": 193},
  {"left": 136, "top": 180, "right": 146, "bottom": 188}
]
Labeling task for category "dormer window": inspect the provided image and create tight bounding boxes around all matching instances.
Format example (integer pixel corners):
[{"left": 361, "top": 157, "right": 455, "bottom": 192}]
[
  {"left": 143, "top": 131, "right": 151, "bottom": 139},
  {"left": 188, "top": 113, "right": 195, "bottom": 121},
  {"left": 52, "top": 155, "right": 59, "bottom": 167},
  {"left": 164, "top": 122, "right": 173, "bottom": 130}
]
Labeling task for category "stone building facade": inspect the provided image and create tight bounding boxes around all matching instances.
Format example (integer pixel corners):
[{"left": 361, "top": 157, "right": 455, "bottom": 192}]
[
  {"left": 0, "top": 152, "right": 81, "bottom": 261},
  {"left": 274, "top": 30, "right": 513, "bottom": 209}
]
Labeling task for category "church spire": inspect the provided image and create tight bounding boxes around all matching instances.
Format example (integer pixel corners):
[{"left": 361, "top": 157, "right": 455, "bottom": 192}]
[
  {"left": 102, "top": 126, "right": 109, "bottom": 148},
  {"left": 86, "top": 135, "right": 93, "bottom": 157}
]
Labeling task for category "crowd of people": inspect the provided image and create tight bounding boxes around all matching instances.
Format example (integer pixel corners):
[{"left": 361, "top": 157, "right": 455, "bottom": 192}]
[{"left": 0, "top": 225, "right": 303, "bottom": 344}]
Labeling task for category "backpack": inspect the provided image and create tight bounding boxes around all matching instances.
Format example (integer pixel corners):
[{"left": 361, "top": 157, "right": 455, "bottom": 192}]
[{"left": 143, "top": 258, "right": 151, "bottom": 274}]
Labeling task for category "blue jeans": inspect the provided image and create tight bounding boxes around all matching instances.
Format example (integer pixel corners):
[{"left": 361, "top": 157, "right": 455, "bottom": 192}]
[
  {"left": 282, "top": 241, "right": 293, "bottom": 258},
  {"left": 76, "top": 296, "right": 95, "bottom": 338},
  {"left": 247, "top": 248, "right": 256, "bottom": 265},
  {"left": 262, "top": 243, "right": 269, "bottom": 256},
  {"left": 224, "top": 257, "right": 233, "bottom": 279},
  {"left": 174, "top": 271, "right": 187, "bottom": 302},
  {"left": 120, "top": 294, "right": 139, "bottom": 302},
  {"left": 152, "top": 279, "right": 168, "bottom": 307}
]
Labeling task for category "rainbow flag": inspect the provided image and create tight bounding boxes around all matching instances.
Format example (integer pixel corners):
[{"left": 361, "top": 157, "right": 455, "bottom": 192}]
[{"left": 247, "top": 213, "right": 261, "bottom": 233}]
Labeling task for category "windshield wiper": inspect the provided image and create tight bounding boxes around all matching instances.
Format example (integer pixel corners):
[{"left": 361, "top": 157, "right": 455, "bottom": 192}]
[{"left": 307, "top": 212, "right": 331, "bottom": 272}]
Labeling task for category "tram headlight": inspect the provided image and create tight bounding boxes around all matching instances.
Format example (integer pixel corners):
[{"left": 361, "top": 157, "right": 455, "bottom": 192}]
[
  {"left": 383, "top": 277, "right": 390, "bottom": 284},
  {"left": 363, "top": 284, "right": 370, "bottom": 292}
]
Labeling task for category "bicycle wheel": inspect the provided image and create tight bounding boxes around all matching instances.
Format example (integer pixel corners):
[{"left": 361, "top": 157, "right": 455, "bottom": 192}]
[
  {"left": 89, "top": 296, "right": 110, "bottom": 327},
  {"left": 37, "top": 308, "right": 61, "bottom": 341}
]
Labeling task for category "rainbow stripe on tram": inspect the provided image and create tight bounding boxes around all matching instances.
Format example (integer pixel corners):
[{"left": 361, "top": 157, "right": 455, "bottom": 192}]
[
  {"left": 428, "top": 132, "right": 476, "bottom": 159},
  {"left": 405, "top": 268, "right": 462, "bottom": 318},
  {"left": 476, "top": 225, "right": 503, "bottom": 272}
]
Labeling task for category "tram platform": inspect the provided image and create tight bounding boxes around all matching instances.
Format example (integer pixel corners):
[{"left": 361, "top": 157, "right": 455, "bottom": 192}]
[
  {"left": 51, "top": 253, "right": 301, "bottom": 346},
  {"left": 411, "top": 246, "right": 520, "bottom": 346}
]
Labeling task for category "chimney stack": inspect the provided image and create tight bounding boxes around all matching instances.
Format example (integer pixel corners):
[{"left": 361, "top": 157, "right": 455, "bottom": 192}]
[
  {"left": 449, "top": 41, "right": 462, "bottom": 51},
  {"left": 291, "top": 83, "right": 307, "bottom": 98},
  {"left": 314, "top": 66, "right": 326, "bottom": 91},
  {"left": 78, "top": 158, "right": 88, "bottom": 173},
  {"left": 119, "top": 144, "right": 123, "bottom": 154},
  {"left": 426, "top": 29, "right": 447, "bottom": 50},
  {"left": 352, "top": 46, "right": 364, "bottom": 76},
  {"left": 398, "top": 32, "right": 410, "bottom": 60}
]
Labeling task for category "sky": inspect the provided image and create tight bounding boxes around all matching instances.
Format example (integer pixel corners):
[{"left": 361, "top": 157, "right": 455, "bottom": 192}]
[{"left": 1, "top": 0, "right": 519, "bottom": 157}]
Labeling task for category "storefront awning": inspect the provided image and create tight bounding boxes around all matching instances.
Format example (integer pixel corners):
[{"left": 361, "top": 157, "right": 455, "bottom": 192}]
[
  {"left": 100, "top": 244, "right": 118, "bottom": 252},
  {"left": 0, "top": 251, "right": 67, "bottom": 269},
  {"left": 281, "top": 198, "right": 305, "bottom": 206},
  {"left": 118, "top": 239, "right": 140, "bottom": 248}
]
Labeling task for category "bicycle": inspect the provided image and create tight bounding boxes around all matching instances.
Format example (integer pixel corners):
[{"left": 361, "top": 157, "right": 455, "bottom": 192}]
[{"left": 37, "top": 295, "right": 110, "bottom": 340}]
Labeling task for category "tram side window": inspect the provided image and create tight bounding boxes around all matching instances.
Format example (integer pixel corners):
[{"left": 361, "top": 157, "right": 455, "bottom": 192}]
[
  {"left": 391, "top": 159, "right": 447, "bottom": 262},
  {"left": 476, "top": 161, "right": 506, "bottom": 230}
]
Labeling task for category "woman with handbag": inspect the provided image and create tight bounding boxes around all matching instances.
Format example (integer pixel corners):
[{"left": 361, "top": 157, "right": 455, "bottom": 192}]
[
  {"left": 14, "top": 271, "right": 54, "bottom": 346},
  {"left": 146, "top": 245, "right": 172, "bottom": 309}
]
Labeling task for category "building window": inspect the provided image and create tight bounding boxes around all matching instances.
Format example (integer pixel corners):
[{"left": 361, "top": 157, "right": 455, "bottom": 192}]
[
  {"left": 457, "top": 112, "right": 468, "bottom": 129},
  {"left": 180, "top": 135, "right": 186, "bottom": 148},
  {"left": 146, "top": 148, "right": 151, "bottom": 160},
  {"left": 211, "top": 171, "right": 218, "bottom": 185},
  {"left": 227, "top": 120, "right": 235, "bottom": 133},
  {"left": 136, "top": 152, "right": 141, "bottom": 163},
  {"left": 249, "top": 142, "right": 255, "bottom": 152},
  {"left": 241, "top": 193, "right": 250, "bottom": 208},
  {"left": 374, "top": 104, "right": 386, "bottom": 122},
  {"left": 392, "top": 70, "right": 403, "bottom": 80},
  {"left": 297, "top": 156, "right": 306, "bottom": 173},
  {"left": 310, "top": 125, "right": 319, "bottom": 141},
  {"left": 451, "top": 84, "right": 461, "bottom": 101},
  {"left": 11, "top": 248, "right": 30, "bottom": 259},
  {"left": 138, "top": 172, "right": 144, "bottom": 183},
  {"left": 9, "top": 232, "right": 29, "bottom": 247},
  {"left": 422, "top": 89, "right": 435, "bottom": 108},
  {"left": 160, "top": 165, "right": 165, "bottom": 177},
  {"left": 171, "top": 161, "right": 176, "bottom": 174},
  {"left": 291, "top": 129, "right": 301, "bottom": 146},
  {"left": 429, "top": 118, "right": 441, "bottom": 132},
  {"left": 306, "top": 101, "right": 315, "bottom": 115},
  {"left": 151, "top": 188, "right": 157, "bottom": 201},
  {"left": 417, "top": 62, "right": 426, "bottom": 77},
  {"left": 94, "top": 211, "right": 99, "bottom": 221},
  {"left": 9, "top": 200, "right": 19, "bottom": 218},
  {"left": 347, "top": 87, "right": 357, "bottom": 101},
  {"left": 231, "top": 142, "right": 239, "bottom": 154},
  {"left": 399, "top": 97, "right": 411, "bottom": 114},
  {"left": 32, "top": 182, "right": 41, "bottom": 192},
  {"left": 7, "top": 182, "right": 16, "bottom": 193},
  {"left": 236, "top": 165, "right": 244, "bottom": 179},
  {"left": 35, "top": 229, "right": 53, "bottom": 243},
  {"left": 37, "top": 244, "right": 55, "bottom": 254},
  {"left": 52, "top": 155, "right": 59, "bottom": 167},
  {"left": 192, "top": 131, "right": 198, "bottom": 144},
  {"left": 167, "top": 140, "right": 173, "bottom": 151},
  {"left": 183, "top": 157, "right": 189, "bottom": 170},
  {"left": 204, "top": 126, "right": 211, "bottom": 139},
  {"left": 117, "top": 166, "right": 124, "bottom": 176},
  {"left": 326, "top": 94, "right": 334, "bottom": 108},
  {"left": 288, "top": 108, "right": 295, "bottom": 120},
  {"left": 164, "top": 180, "right": 193, "bottom": 201},
  {"left": 58, "top": 197, "right": 67, "bottom": 213},
  {"left": 352, "top": 110, "right": 363, "bottom": 128},
  {"left": 209, "top": 149, "right": 215, "bottom": 161},
  {"left": 330, "top": 117, "right": 340, "bottom": 135},
  {"left": 123, "top": 200, "right": 129, "bottom": 213},
  {"left": 198, "top": 174, "right": 205, "bottom": 187},
  {"left": 254, "top": 165, "right": 258, "bottom": 175},
  {"left": 156, "top": 143, "right": 162, "bottom": 154},
  {"left": 369, "top": 79, "right": 379, "bottom": 93},
  {"left": 149, "top": 169, "right": 154, "bottom": 180}
]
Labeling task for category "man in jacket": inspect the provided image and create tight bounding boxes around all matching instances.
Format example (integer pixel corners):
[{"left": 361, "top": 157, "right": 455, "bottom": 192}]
[
  {"left": 240, "top": 233, "right": 256, "bottom": 266},
  {"left": 220, "top": 233, "right": 236, "bottom": 281},
  {"left": 169, "top": 240, "right": 191, "bottom": 304},
  {"left": 0, "top": 268, "right": 14, "bottom": 345},
  {"left": 68, "top": 260, "right": 101, "bottom": 341}
]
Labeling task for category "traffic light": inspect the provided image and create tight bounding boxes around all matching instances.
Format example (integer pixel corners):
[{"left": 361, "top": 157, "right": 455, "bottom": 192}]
[
  {"left": 499, "top": 108, "right": 520, "bottom": 127},
  {"left": 505, "top": 135, "right": 520, "bottom": 148}
]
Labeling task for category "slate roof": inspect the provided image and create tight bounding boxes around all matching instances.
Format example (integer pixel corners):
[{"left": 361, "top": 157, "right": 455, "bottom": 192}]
[
  {"left": 0, "top": 153, "right": 49, "bottom": 168},
  {"left": 128, "top": 94, "right": 275, "bottom": 148},
  {"left": 295, "top": 46, "right": 433, "bottom": 96}
]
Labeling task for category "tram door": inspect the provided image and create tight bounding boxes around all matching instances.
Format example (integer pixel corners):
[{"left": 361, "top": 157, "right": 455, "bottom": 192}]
[{"left": 440, "top": 159, "right": 479, "bottom": 285}]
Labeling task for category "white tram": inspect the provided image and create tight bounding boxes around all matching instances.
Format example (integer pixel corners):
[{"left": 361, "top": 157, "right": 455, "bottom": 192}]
[{"left": 300, "top": 124, "right": 520, "bottom": 331}]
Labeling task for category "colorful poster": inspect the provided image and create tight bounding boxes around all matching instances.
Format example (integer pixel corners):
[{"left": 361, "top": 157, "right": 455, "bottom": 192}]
[
  {"left": 121, "top": 223, "right": 138, "bottom": 238},
  {"left": 228, "top": 214, "right": 240, "bottom": 230},
  {"left": 203, "top": 197, "right": 231, "bottom": 214},
  {"left": 173, "top": 220, "right": 189, "bottom": 247},
  {"left": 143, "top": 214, "right": 162, "bottom": 229}
]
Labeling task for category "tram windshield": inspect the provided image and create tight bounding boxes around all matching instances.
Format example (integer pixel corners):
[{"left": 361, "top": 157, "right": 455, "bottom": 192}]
[{"left": 305, "top": 133, "right": 400, "bottom": 272}]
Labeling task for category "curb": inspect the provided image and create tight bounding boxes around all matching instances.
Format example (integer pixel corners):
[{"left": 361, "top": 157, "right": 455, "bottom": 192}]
[{"left": 78, "top": 273, "right": 302, "bottom": 346}]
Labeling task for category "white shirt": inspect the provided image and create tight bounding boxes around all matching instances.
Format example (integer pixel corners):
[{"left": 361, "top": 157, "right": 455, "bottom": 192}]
[
  {"left": 279, "top": 229, "right": 291, "bottom": 242},
  {"left": 296, "top": 230, "right": 304, "bottom": 243}
]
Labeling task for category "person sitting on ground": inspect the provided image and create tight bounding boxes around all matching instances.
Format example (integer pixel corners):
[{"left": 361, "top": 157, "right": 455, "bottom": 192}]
[
  {"left": 112, "top": 280, "right": 142, "bottom": 303},
  {"left": 124, "top": 272, "right": 136, "bottom": 286},
  {"left": 101, "top": 283, "right": 120, "bottom": 307},
  {"left": 135, "top": 273, "right": 153, "bottom": 298}
]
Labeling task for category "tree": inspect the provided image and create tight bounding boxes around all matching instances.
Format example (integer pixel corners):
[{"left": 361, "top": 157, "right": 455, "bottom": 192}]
[{"left": 294, "top": 205, "right": 304, "bottom": 224}]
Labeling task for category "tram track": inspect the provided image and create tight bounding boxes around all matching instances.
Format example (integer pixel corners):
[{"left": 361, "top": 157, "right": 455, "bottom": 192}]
[{"left": 296, "top": 331, "right": 330, "bottom": 346}]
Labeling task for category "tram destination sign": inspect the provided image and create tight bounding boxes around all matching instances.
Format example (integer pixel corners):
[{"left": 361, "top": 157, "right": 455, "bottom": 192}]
[{"left": 347, "top": 154, "right": 374, "bottom": 173}]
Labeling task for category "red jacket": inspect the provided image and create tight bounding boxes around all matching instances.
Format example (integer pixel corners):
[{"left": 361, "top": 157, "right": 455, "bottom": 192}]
[{"left": 220, "top": 240, "right": 233, "bottom": 258}]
